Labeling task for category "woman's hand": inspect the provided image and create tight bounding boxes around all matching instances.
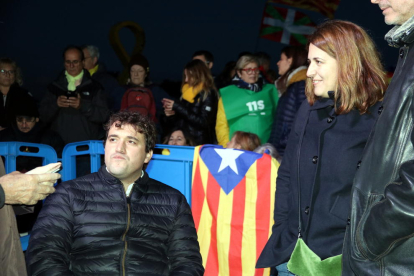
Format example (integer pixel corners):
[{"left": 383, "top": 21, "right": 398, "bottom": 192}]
[
  {"left": 164, "top": 109, "right": 175, "bottom": 117},
  {"left": 162, "top": 98, "right": 175, "bottom": 111}
]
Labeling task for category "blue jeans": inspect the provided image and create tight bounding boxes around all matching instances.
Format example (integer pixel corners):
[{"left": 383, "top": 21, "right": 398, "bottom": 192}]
[{"left": 275, "top": 262, "right": 295, "bottom": 276}]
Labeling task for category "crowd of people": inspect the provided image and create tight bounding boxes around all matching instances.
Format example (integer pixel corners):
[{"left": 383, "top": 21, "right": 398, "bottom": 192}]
[
  {"left": 3, "top": 0, "right": 414, "bottom": 273},
  {"left": 0, "top": 46, "right": 288, "bottom": 158}
]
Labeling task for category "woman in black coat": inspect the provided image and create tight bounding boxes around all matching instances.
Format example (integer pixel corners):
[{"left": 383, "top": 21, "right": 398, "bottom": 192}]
[
  {"left": 162, "top": 59, "right": 218, "bottom": 145},
  {"left": 0, "top": 58, "right": 33, "bottom": 130},
  {"left": 268, "top": 46, "right": 308, "bottom": 158},
  {"left": 256, "top": 20, "right": 388, "bottom": 275}
]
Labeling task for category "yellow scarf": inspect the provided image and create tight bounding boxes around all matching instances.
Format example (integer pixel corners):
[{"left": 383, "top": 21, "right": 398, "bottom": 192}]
[
  {"left": 65, "top": 70, "right": 84, "bottom": 91},
  {"left": 89, "top": 64, "right": 99, "bottom": 76},
  {"left": 287, "top": 67, "right": 307, "bottom": 87},
  {"left": 181, "top": 83, "right": 204, "bottom": 103}
]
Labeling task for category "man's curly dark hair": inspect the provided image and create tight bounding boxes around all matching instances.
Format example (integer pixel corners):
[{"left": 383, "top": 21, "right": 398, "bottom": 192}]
[{"left": 104, "top": 110, "right": 156, "bottom": 153}]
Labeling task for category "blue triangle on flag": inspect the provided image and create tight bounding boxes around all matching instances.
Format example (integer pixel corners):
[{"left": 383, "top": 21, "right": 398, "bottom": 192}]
[{"left": 200, "top": 145, "right": 262, "bottom": 194}]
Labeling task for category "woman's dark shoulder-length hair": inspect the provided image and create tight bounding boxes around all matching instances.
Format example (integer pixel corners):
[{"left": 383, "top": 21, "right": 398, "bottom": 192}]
[
  {"left": 306, "top": 20, "right": 387, "bottom": 114},
  {"left": 278, "top": 46, "right": 308, "bottom": 93},
  {"left": 162, "top": 127, "right": 196, "bottom": 146}
]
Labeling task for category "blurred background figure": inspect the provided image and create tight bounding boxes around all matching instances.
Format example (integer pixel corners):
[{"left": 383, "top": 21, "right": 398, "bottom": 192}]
[
  {"left": 266, "top": 69, "right": 278, "bottom": 84},
  {"left": 0, "top": 58, "right": 33, "bottom": 131},
  {"left": 254, "top": 143, "right": 282, "bottom": 164},
  {"left": 255, "top": 51, "right": 273, "bottom": 83},
  {"left": 215, "top": 61, "right": 236, "bottom": 90},
  {"left": 122, "top": 54, "right": 169, "bottom": 141},
  {"left": 216, "top": 54, "right": 278, "bottom": 147},
  {"left": 161, "top": 127, "right": 196, "bottom": 155},
  {"left": 162, "top": 59, "right": 218, "bottom": 145},
  {"left": 82, "top": 45, "right": 120, "bottom": 112},
  {"left": 39, "top": 45, "right": 110, "bottom": 177},
  {"left": 0, "top": 97, "right": 63, "bottom": 234},
  {"left": 163, "top": 127, "right": 196, "bottom": 146},
  {"left": 226, "top": 131, "right": 261, "bottom": 151},
  {"left": 39, "top": 45, "right": 110, "bottom": 145},
  {"left": 121, "top": 55, "right": 156, "bottom": 122},
  {"left": 0, "top": 98, "right": 64, "bottom": 163},
  {"left": 192, "top": 50, "right": 214, "bottom": 70},
  {"left": 121, "top": 54, "right": 156, "bottom": 119},
  {"left": 268, "top": 46, "right": 308, "bottom": 157}
]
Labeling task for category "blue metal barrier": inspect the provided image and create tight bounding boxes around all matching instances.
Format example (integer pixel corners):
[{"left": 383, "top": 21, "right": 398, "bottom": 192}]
[
  {"left": 0, "top": 142, "right": 58, "bottom": 172},
  {"left": 61, "top": 141, "right": 195, "bottom": 203},
  {"left": 0, "top": 142, "right": 59, "bottom": 252},
  {"left": 0, "top": 141, "right": 195, "bottom": 251},
  {"left": 61, "top": 140, "right": 104, "bottom": 181},
  {"left": 147, "top": 145, "right": 195, "bottom": 203}
]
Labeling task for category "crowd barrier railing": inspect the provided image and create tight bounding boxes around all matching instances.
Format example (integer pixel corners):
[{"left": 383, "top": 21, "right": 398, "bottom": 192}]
[
  {"left": 0, "top": 141, "right": 195, "bottom": 251},
  {"left": 61, "top": 141, "right": 195, "bottom": 202},
  {"left": 0, "top": 141, "right": 59, "bottom": 251},
  {"left": 60, "top": 140, "right": 105, "bottom": 181},
  {"left": 146, "top": 145, "right": 195, "bottom": 202},
  {"left": 0, "top": 142, "right": 58, "bottom": 172}
]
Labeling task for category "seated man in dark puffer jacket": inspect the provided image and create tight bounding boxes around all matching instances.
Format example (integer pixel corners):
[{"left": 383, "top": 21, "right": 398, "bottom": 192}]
[{"left": 26, "top": 110, "right": 204, "bottom": 276}]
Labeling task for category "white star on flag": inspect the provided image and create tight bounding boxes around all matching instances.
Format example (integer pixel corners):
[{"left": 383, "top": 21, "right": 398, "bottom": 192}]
[{"left": 214, "top": 148, "right": 244, "bottom": 175}]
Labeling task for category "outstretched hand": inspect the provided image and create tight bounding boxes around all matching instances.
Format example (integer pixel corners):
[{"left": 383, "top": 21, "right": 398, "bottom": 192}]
[
  {"left": 1, "top": 171, "right": 60, "bottom": 205},
  {"left": 162, "top": 98, "right": 175, "bottom": 111}
]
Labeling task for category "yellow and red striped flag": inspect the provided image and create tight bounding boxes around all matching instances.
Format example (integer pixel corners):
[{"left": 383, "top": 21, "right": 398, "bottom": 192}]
[{"left": 191, "top": 145, "right": 279, "bottom": 275}]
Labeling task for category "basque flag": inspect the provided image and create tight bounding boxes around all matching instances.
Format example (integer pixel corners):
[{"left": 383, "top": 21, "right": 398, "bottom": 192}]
[
  {"left": 260, "top": 4, "right": 316, "bottom": 45},
  {"left": 191, "top": 145, "right": 279, "bottom": 276},
  {"left": 267, "top": 0, "right": 341, "bottom": 19}
]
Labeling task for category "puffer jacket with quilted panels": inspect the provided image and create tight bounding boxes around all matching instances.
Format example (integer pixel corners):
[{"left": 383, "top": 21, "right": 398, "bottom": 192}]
[{"left": 26, "top": 166, "right": 204, "bottom": 276}]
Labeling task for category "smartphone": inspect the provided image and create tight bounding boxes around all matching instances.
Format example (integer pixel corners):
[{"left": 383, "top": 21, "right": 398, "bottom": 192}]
[{"left": 66, "top": 91, "right": 76, "bottom": 98}]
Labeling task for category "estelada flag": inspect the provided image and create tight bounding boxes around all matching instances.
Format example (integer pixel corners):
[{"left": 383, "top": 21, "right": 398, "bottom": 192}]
[
  {"left": 267, "top": 0, "right": 341, "bottom": 19},
  {"left": 191, "top": 145, "right": 279, "bottom": 276},
  {"left": 260, "top": 4, "right": 316, "bottom": 45}
]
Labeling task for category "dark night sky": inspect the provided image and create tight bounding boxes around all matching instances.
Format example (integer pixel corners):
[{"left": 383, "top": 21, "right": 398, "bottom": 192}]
[{"left": 0, "top": 0, "right": 398, "bottom": 100}]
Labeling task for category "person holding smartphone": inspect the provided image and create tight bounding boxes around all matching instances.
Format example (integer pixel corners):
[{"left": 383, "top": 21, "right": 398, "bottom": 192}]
[{"left": 39, "top": 45, "right": 110, "bottom": 145}]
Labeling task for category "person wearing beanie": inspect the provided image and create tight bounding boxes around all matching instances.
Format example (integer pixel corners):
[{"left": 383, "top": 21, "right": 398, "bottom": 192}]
[
  {"left": 128, "top": 53, "right": 150, "bottom": 86},
  {"left": 120, "top": 53, "right": 169, "bottom": 142},
  {"left": 120, "top": 54, "right": 157, "bottom": 122}
]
